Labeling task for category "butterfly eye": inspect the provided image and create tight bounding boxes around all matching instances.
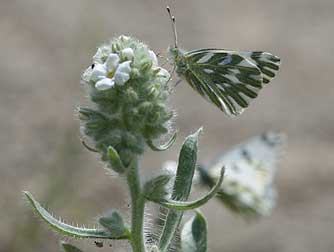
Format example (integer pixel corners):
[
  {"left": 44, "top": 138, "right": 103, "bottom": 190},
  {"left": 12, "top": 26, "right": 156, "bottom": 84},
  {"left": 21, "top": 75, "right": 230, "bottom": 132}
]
[{"left": 91, "top": 63, "right": 95, "bottom": 69}]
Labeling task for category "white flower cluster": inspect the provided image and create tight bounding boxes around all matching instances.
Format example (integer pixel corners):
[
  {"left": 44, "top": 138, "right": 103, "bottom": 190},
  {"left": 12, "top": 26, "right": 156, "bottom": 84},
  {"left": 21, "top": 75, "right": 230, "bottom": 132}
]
[{"left": 83, "top": 38, "right": 170, "bottom": 91}]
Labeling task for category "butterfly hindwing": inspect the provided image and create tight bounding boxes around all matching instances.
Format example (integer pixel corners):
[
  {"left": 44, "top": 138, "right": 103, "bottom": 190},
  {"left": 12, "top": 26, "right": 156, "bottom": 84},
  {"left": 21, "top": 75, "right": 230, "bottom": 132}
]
[{"left": 175, "top": 49, "right": 280, "bottom": 116}]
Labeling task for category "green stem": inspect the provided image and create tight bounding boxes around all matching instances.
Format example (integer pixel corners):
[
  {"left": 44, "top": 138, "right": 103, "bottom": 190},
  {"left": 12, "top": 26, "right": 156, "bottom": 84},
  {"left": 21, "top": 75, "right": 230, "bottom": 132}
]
[{"left": 126, "top": 158, "right": 146, "bottom": 252}]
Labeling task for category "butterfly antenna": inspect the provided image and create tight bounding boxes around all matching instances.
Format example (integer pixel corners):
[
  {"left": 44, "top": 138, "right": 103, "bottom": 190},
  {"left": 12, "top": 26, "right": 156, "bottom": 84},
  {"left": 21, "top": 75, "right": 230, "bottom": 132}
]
[{"left": 166, "top": 6, "right": 178, "bottom": 48}]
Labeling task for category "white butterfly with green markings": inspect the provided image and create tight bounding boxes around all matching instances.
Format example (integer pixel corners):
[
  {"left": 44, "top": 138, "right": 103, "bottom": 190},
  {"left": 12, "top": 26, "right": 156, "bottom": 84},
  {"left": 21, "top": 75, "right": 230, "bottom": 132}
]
[
  {"left": 167, "top": 7, "right": 281, "bottom": 116},
  {"left": 197, "top": 131, "right": 286, "bottom": 217}
]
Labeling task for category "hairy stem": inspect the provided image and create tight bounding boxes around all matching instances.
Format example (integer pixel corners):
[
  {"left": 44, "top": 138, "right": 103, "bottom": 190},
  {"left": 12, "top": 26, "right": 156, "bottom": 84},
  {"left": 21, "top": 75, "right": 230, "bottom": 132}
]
[{"left": 126, "top": 158, "right": 146, "bottom": 252}]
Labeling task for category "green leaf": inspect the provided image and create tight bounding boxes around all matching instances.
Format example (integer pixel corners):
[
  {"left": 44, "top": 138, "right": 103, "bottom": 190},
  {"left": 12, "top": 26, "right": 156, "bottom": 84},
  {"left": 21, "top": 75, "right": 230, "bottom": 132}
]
[
  {"left": 158, "top": 128, "right": 202, "bottom": 252},
  {"left": 107, "top": 146, "right": 125, "bottom": 173},
  {"left": 61, "top": 241, "right": 83, "bottom": 252},
  {"left": 173, "top": 128, "right": 202, "bottom": 200},
  {"left": 158, "top": 167, "right": 224, "bottom": 210},
  {"left": 24, "top": 191, "right": 128, "bottom": 239},
  {"left": 98, "top": 210, "right": 130, "bottom": 238},
  {"left": 181, "top": 211, "right": 207, "bottom": 252},
  {"left": 144, "top": 174, "right": 172, "bottom": 202},
  {"left": 147, "top": 131, "right": 177, "bottom": 151}
]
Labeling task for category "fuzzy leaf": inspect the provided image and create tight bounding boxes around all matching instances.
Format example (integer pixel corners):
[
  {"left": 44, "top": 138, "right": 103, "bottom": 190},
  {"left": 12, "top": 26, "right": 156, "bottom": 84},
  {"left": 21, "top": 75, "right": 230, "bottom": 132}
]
[
  {"left": 147, "top": 132, "right": 177, "bottom": 151},
  {"left": 158, "top": 167, "right": 224, "bottom": 210},
  {"left": 144, "top": 174, "right": 172, "bottom": 202},
  {"left": 181, "top": 211, "right": 207, "bottom": 252},
  {"left": 158, "top": 128, "right": 202, "bottom": 252},
  {"left": 61, "top": 241, "right": 83, "bottom": 252},
  {"left": 24, "top": 191, "right": 128, "bottom": 239},
  {"left": 98, "top": 210, "right": 129, "bottom": 238}
]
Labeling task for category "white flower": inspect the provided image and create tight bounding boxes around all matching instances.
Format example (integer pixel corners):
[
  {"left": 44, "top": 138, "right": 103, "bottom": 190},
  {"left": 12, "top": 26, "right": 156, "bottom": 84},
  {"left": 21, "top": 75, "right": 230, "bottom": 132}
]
[
  {"left": 90, "top": 64, "right": 107, "bottom": 82},
  {"left": 148, "top": 50, "right": 158, "bottom": 67},
  {"left": 114, "top": 61, "right": 132, "bottom": 85},
  {"left": 87, "top": 53, "right": 132, "bottom": 90},
  {"left": 122, "top": 48, "right": 134, "bottom": 60},
  {"left": 95, "top": 78, "right": 115, "bottom": 91},
  {"left": 148, "top": 50, "right": 170, "bottom": 80},
  {"left": 105, "top": 53, "right": 120, "bottom": 72}
]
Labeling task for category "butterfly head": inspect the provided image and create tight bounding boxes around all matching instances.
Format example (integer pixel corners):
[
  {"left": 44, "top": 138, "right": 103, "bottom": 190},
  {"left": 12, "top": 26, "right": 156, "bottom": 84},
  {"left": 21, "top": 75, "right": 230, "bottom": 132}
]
[
  {"left": 168, "top": 46, "right": 187, "bottom": 75},
  {"left": 168, "top": 46, "right": 183, "bottom": 59}
]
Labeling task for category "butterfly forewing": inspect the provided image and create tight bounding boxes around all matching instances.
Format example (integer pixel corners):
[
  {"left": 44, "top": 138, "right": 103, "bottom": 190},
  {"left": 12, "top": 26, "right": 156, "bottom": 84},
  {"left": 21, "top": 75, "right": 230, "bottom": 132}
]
[
  {"left": 238, "top": 51, "right": 281, "bottom": 84},
  {"left": 208, "top": 131, "right": 285, "bottom": 179},
  {"left": 176, "top": 49, "right": 280, "bottom": 116}
]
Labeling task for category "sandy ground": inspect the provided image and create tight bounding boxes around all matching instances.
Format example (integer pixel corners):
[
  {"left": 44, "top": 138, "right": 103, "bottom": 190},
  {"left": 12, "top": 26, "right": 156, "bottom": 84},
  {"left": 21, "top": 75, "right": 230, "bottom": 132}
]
[{"left": 0, "top": 0, "right": 333, "bottom": 251}]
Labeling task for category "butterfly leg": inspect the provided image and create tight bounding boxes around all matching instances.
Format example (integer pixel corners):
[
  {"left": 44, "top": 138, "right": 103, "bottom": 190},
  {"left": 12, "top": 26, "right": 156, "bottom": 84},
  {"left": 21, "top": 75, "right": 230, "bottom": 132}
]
[{"left": 174, "top": 79, "right": 182, "bottom": 87}]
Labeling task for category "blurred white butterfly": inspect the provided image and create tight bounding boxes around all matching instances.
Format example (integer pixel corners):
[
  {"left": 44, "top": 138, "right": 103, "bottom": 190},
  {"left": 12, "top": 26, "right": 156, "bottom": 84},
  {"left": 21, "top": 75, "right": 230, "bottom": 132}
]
[
  {"left": 166, "top": 7, "right": 281, "bottom": 116},
  {"left": 197, "top": 131, "right": 286, "bottom": 217}
]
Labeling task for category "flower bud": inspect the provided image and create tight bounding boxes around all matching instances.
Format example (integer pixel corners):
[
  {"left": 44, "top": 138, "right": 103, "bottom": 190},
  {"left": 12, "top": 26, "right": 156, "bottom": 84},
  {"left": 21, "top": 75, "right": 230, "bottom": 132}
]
[{"left": 121, "top": 48, "right": 134, "bottom": 60}]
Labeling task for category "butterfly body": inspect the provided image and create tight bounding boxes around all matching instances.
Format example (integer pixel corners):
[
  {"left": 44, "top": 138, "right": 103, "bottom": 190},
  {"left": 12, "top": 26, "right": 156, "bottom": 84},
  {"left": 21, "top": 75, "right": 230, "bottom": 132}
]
[{"left": 169, "top": 46, "right": 281, "bottom": 116}]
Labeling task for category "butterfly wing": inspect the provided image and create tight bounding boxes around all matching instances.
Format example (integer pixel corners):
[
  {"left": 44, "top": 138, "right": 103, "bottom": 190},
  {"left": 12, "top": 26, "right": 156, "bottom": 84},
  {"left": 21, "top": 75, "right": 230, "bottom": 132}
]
[
  {"left": 178, "top": 49, "right": 280, "bottom": 116},
  {"left": 207, "top": 131, "right": 285, "bottom": 180},
  {"left": 197, "top": 131, "right": 285, "bottom": 217},
  {"left": 238, "top": 51, "right": 281, "bottom": 84}
]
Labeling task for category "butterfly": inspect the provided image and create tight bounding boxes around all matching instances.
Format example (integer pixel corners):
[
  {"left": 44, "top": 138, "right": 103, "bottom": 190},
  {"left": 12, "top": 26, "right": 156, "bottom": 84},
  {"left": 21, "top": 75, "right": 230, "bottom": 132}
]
[
  {"left": 166, "top": 7, "right": 281, "bottom": 116},
  {"left": 197, "top": 131, "right": 285, "bottom": 217}
]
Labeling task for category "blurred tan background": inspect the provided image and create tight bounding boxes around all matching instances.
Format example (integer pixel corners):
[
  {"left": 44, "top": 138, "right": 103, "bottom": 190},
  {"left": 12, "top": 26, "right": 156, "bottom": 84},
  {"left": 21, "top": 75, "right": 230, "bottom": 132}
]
[{"left": 1, "top": 0, "right": 333, "bottom": 251}]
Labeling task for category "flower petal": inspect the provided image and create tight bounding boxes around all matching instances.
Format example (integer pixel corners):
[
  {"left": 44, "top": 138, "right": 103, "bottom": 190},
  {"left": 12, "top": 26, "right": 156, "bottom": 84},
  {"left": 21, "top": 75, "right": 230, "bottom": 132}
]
[
  {"left": 114, "top": 61, "right": 132, "bottom": 85},
  {"left": 90, "top": 64, "right": 107, "bottom": 82},
  {"left": 95, "top": 78, "right": 115, "bottom": 90},
  {"left": 114, "top": 72, "right": 130, "bottom": 86},
  {"left": 122, "top": 48, "right": 134, "bottom": 60},
  {"left": 93, "top": 46, "right": 112, "bottom": 64},
  {"left": 118, "top": 61, "right": 132, "bottom": 74},
  {"left": 105, "top": 53, "right": 120, "bottom": 72},
  {"left": 148, "top": 50, "right": 158, "bottom": 67},
  {"left": 92, "top": 48, "right": 104, "bottom": 64}
]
